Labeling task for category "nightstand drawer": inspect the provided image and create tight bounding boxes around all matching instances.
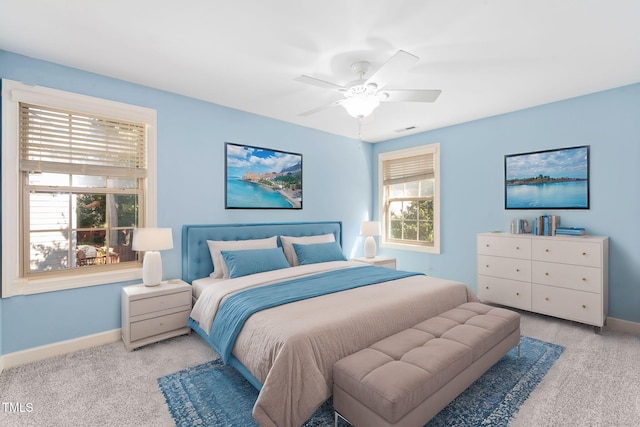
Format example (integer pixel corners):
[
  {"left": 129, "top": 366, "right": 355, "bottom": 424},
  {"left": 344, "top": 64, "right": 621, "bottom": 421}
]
[
  {"left": 130, "top": 310, "right": 190, "bottom": 341},
  {"left": 130, "top": 290, "right": 191, "bottom": 317}
]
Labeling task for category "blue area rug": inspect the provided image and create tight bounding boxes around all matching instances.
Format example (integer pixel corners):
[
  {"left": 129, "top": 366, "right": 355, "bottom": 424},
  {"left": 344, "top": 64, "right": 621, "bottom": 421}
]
[{"left": 158, "top": 336, "right": 564, "bottom": 427}]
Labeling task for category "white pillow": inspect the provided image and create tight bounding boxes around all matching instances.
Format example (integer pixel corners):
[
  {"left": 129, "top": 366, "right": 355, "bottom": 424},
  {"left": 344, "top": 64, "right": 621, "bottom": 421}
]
[
  {"left": 280, "top": 233, "right": 336, "bottom": 266},
  {"left": 207, "top": 236, "right": 278, "bottom": 278}
]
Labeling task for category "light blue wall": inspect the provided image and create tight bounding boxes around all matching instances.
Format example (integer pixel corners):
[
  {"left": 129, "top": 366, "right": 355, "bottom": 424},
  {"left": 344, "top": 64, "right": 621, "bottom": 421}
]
[
  {"left": 0, "top": 50, "right": 373, "bottom": 354},
  {"left": 1, "top": 49, "right": 638, "bottom": 356},
  {"left": 373, "top": 83, "right": 640, "bottom": 323}
]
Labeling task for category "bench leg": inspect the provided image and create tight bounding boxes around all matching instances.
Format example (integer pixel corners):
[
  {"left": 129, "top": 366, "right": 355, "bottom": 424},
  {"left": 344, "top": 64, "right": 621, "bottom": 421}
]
[{"left": 335, "top": 411, "right": 351, "bottom": 427}]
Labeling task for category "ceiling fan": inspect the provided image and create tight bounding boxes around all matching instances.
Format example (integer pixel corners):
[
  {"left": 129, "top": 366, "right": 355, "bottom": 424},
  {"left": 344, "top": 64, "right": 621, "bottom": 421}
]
[{"left": 295, "top": 50, "right": 441, "bottom": 119}]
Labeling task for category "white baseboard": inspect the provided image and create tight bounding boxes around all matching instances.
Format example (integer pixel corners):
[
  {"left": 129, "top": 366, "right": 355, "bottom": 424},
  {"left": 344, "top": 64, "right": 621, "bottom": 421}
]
[
  {"left": 1, "top": 329, "right": 122, "bottom": 372},
  {"left": 607, "top": 317, "right": 640, "bottom": 335}
]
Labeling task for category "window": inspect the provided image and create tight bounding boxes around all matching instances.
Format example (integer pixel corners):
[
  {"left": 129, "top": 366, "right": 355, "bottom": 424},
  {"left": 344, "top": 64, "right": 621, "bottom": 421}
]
[
  {"left": 379, "top": 143, "right": 440, "bottom": 254},
  {"left": 2, "top": 80, "right": 157, "bottom": 296},
  {"left": 21, "top": 103, "right": 145, "bottom": 276}
]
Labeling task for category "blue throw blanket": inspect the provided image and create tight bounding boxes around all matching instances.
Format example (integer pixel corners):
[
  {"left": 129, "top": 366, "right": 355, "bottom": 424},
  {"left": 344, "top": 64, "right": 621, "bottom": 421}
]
[{"left": 209, "top": 265, "right": 423, "bottom": 363}]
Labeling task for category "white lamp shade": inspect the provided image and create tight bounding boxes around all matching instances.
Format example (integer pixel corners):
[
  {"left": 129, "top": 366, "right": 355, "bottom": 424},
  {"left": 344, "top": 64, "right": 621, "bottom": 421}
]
[
  {"left": 132, "top": 228, "right": 173, "bottom": 251},
  {"left": 360, "top": 221, "right": 381, "bottom": 236}
]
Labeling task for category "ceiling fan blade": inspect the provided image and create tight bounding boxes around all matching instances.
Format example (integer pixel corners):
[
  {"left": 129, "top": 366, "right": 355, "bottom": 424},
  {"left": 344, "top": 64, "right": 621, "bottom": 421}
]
[
  {"left": 298, "top": 100, "right": 342, "bottom": 116},
  {"left": 295, "top": 75, "right": 345, "bottom": 91},
  {"left": 365, "top": 50, "right": 419, "bottom": 90},
  {"left": 381, "top": 90, "right": 442, "bottom": 103}
]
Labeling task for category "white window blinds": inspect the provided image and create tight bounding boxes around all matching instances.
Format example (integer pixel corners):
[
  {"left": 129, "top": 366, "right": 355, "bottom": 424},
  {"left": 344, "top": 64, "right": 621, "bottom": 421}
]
[
  {"left": 382, "top": 153, "right": 434, "bottom": 186},
  {"left": 19, "top": 103, "right": 147, "bottom": 178}
]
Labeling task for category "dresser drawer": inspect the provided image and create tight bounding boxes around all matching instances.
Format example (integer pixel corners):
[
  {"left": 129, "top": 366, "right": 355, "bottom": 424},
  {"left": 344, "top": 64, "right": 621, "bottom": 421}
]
[
  {"left": 532, "top": 261, "right": 602, "bottom": 293},
  {"left": 130, "top": 309, "right": 190, "bottom": 342},
  {"left": 478, "top": 275, "right": 531, "bottom": 310},
  {"left": 532, "top": 284, "right": 603, "bottom": 326},
  {"left": 130, "top": 290, "right": 191, "bottom": 317},
  {"left": 478, "top": 235, "right": 531, "bottom": 259},
  {"left": 478, "top": 254, "right": 531, "bottom": 282},
  {"left": 532, "top": 239, "right": 601, "bottom": 267}
]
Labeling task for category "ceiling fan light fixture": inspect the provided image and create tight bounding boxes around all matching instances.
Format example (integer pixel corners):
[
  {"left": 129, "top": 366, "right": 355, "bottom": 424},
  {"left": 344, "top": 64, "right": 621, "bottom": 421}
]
[{"left": 341, "top": 95, "right": 380, "bottom": 118}]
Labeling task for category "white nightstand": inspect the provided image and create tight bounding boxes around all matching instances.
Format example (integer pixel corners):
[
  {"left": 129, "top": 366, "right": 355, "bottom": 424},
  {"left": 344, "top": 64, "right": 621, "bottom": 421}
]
[
  {"left": 121, "top": 280, "right": 192, "bottom": 351},
  {"left": 351, "top": 256, "right": 397, "bottom": 269}
]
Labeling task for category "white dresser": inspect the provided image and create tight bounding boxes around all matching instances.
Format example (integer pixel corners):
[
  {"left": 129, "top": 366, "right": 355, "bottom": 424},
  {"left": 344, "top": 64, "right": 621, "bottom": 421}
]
[{"left": 477, "top": 232, "right": 608, "bottom": 328}]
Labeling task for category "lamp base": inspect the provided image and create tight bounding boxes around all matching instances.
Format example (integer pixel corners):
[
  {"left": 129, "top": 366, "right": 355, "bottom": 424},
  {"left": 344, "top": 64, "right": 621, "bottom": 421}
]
[
  {"left": 142, "top": 251, "right": 163, "bottom": 286},
  {"left": 364, "top": 236, "right": 377, "bottom": 258}
]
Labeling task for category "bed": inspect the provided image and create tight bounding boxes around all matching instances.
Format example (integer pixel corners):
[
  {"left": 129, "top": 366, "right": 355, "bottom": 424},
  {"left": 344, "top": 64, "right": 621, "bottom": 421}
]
[{"left": 182, "top": 221, "right": 478, "bottom": 427}]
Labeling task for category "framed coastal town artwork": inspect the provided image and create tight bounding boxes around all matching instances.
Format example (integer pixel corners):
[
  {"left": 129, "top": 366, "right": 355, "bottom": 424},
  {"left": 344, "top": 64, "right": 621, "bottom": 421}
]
[
  {"left": 505, "top": 145, "right": 589, "bottom": 210},
  {"left": 225, "top": 142, "right": 303, "bottom": 209}
]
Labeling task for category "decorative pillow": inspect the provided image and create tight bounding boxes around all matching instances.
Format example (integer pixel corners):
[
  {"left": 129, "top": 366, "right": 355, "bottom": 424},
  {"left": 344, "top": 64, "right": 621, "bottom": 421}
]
[
  {"left": 292, "top": 241, "right": 347, "bottom": 265},
  {"left": 280, "top": 233, "right": 335, "bottom": 266},
  {"left": 207, "top": 236, "right": 277, "bottom": 279},
  {"left": 221, "top": 248, "right": 290, "bottom": 279}
]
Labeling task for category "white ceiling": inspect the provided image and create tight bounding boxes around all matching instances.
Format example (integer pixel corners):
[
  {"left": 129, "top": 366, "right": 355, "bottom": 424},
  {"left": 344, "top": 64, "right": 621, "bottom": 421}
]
[{"left": 1, "top": 0, "right": 638, "bottom": 142}]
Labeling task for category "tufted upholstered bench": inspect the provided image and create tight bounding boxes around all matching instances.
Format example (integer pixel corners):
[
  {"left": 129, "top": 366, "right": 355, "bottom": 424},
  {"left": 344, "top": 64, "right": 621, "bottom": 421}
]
[{"left": 332, "top": 302, "right": 520, "bottom": 427}]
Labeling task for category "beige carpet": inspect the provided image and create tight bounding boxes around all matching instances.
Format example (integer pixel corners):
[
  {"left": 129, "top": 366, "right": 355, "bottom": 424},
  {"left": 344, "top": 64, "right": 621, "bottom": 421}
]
[
  {"left": 512, "top": 312, "right": 640, "bottom": 427},
  {"left": 1, "top": 312, "right": 638, "bottom": 427}
]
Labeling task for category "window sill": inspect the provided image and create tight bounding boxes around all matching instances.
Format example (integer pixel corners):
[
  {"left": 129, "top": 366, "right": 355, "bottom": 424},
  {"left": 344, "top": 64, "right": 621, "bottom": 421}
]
[
  {"left": 3, "top": 267, "right": 142, "bottom": 297},
  {"left": 381, "top": 241, "right": 441, "bottom": 254}
]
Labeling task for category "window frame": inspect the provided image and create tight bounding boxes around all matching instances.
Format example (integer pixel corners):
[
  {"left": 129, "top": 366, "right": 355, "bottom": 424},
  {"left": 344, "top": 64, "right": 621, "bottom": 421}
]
[
  {"left": 378, "top": 143, "right": 441, "bottom": 254},
  {"left": 2, "top": 80, "right": 158, "bottom": 297}
]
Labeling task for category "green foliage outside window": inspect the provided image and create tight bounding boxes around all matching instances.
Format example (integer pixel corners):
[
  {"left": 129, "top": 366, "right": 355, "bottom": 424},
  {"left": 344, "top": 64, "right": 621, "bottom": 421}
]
[{"left": 388, "top": 200, "right": 434, "bottom": 244}]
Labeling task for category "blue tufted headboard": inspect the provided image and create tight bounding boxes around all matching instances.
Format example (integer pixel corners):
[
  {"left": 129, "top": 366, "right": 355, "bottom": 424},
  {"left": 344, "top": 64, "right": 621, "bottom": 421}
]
[{"left": 181, "top": 221, "right": 342, "bottom": 284}]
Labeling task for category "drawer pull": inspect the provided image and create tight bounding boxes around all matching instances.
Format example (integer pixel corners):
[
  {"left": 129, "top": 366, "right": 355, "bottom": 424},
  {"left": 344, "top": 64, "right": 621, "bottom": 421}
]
[
  {"left": 582, "top": 277, "right": 587, "bottom": 282},
  {"left": 582, "top": 252, "right": 587, "bottom": 256},
  {"left": 486, "top": 244, "right": 490, "bottom": 247},
  {"left": 545, "top": 249, "right": 550, "bottom": 253},
  {"left": 485, "top": 286, "right": 490, "bottom": 290},
  {"left": 545, "top": 272, "right": 549, "bottom": 276},
  {"left": 516, "top": 292, "right": 520, "bottom": 296},
  {"left": 582, "top": 304, "right": 587, "bottom": 309},
  {"left": 486, "top": 264, "right": 489, "bottom": 268},
  {"left": 515, "top": 246, "right": 520, "bottom": 250},
  {"left": 545, "top": 297, "right": 550, "bottom": 301},
  {"left": 516, "top": 268, "right": 520, "bottom": 272}
]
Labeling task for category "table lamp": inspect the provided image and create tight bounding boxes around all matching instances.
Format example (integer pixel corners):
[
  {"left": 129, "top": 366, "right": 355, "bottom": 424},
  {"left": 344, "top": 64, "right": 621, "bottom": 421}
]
[
  {"left": 132, "top": 228, "right": 173, "bottom": 286},
  {"left": 360, "top": 221, "right": 381, "bottom": 258}
]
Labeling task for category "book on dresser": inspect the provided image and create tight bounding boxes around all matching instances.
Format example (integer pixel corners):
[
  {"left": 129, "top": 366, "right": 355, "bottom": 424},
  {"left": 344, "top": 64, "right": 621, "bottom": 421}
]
[{"left": 476, "top": 232, "right": 608, "bottom": 329}]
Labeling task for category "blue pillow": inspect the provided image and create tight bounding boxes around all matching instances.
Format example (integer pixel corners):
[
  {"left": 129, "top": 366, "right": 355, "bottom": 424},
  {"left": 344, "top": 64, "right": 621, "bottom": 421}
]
[
  {"left": 292, "top": 241, "right": 347, "bottom": 265},
  {"left": 221, "top": 247, "right": 290, "bottom": 279}
]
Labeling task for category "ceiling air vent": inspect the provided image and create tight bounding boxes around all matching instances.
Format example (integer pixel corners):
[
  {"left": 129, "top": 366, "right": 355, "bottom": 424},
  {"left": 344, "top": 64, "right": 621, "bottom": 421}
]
[{"left": 395, "top": 126, "right": 417, "bottom": 133}]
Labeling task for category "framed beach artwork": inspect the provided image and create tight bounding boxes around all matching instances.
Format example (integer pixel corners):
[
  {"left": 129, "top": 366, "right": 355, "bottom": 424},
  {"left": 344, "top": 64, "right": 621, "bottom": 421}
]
[
  {"left": 505, "top": 145, "right": 590, "bottom": 210},
  {"left": 225, "top": 142, "right": 303, "bottom": 209}
]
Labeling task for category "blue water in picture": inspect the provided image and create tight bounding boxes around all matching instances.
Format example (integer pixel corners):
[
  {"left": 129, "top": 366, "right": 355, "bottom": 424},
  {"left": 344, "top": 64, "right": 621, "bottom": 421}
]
[
  {"left": 227, "top": 179, "right": 292, "bottom": 208},
  {"left": 506, "top": 181, "right": 588, "bottom": 209}
]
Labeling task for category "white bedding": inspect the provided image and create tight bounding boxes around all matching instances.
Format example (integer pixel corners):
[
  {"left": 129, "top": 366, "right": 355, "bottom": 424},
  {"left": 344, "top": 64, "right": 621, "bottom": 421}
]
[
  {"left": 191, "top": 276, "right": 225, "bottom": 300},
  {"left": 190, "top": 260, "right": 360, "bottom": 332}
]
